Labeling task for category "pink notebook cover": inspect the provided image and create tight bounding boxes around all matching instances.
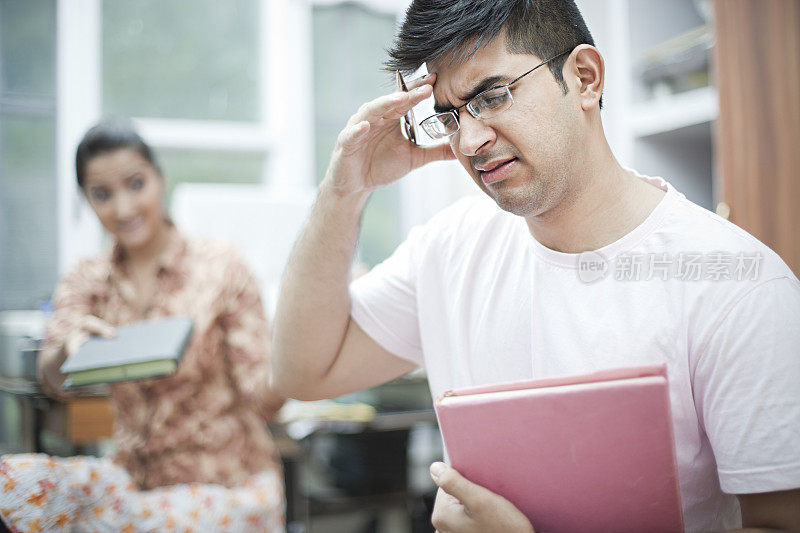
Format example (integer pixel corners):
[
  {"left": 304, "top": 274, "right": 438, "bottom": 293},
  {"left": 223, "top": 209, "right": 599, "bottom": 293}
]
[{"left": 434, "top": 365, "right": 683, "bottom": 533}]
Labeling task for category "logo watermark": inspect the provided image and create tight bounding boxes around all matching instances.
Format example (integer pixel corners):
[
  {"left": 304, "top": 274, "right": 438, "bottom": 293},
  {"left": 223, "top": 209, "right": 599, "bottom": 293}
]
[
  {"left": 576, "top": 251, "right": 763, "bottom": 283},
  {"left": 577, "top": 251, "right": 609, "bottom": 283}
]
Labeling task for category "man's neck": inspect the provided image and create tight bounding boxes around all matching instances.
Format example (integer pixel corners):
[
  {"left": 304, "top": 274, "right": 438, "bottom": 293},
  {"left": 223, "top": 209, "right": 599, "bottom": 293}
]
[{"left": 525, "top": 152, "right": 665, "bottom": 254}]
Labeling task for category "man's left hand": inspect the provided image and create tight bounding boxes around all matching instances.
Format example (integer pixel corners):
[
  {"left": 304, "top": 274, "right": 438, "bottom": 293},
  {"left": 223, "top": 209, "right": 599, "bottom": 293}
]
[{"left": 429, "top": 462, "right": 535, "bottom": 533}]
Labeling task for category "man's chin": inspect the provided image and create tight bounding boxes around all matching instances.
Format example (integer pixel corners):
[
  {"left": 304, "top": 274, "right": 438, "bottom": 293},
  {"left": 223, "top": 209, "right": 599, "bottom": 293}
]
[
  {"left": 484, "top": 184, "right": 540, "bottom": 217},
  {"left": 494, "top": 197, "right": 534, "bottom": 217}
]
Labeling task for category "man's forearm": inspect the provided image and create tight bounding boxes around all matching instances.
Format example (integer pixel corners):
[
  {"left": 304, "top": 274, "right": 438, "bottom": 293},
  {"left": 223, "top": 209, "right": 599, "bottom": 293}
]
[
  {"left": 270, "top": 77, "right": 443, "bottom": 398},
  {"left": 270, "top": 180, "right": 369, "bottom": 398}
]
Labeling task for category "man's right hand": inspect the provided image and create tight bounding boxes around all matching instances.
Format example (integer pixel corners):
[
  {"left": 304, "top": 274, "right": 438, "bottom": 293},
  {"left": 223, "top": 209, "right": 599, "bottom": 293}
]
[
  {"left": 323, "top": 72, "right": 455, "bottom": 198},
  {"left": 38, "top": 315, "right": 116, "bottom": 399},
  {"left": 271, "top": 74, "right": 450, "bottom": 401}
]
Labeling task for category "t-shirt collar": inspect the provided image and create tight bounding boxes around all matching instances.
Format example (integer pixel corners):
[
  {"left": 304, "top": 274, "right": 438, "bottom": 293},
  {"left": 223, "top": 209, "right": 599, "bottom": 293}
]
[{"left": 526, "top": 172, "right": 680, "bottom": 269}]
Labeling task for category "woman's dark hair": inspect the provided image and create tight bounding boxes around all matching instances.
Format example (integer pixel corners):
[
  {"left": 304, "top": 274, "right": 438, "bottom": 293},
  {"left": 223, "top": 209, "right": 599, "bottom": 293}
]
[
  {"left": 386, "top": 0, "right": 597, "bottom": 99},
  {"left": 75, "top": 119, "right": 162, "bottom": 188}
]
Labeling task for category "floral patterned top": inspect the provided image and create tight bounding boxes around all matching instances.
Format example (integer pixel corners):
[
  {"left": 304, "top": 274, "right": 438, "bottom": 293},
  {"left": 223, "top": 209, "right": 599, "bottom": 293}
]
[{"left": 40, "top": 229, "right": 284, "bottom": 490}]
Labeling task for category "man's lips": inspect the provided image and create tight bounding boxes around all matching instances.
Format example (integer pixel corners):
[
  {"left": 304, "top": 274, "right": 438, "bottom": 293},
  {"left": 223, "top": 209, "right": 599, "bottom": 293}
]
[{"left": 476, "top": 158, "right": 517, "bottom": 185}]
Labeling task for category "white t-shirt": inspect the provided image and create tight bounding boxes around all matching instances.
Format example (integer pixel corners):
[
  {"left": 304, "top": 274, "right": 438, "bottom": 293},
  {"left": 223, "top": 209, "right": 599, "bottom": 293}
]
[{"left": 350, "top": 175, "right": 800, "bottom": 532}]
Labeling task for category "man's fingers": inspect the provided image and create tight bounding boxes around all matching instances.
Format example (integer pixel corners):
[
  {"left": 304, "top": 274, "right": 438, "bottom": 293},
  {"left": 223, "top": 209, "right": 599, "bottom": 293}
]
[
  {"left": 404, "top": 72, "right": 436, "bottom": 91},
  {"left": 431, "top": 487, "right": 472, "bottom": 533},
  {"left": 357, "top": 84, "right": 432, "bottom": 124},
  {"left": 382, "top": 75, "right": 436, "bottom": 120},
  {"left": 337, "top": 121, "right": 371, "bottom": 153},
  {"left": 430, "top": 462, "right": 488, "bottom": 511},
  {"left": 340, "top": 77, "right": 435, "bottom": 149}
]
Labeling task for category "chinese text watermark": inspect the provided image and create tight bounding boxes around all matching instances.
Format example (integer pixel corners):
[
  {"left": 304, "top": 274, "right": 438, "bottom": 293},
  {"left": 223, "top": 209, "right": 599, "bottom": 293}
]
[{"left": 577, "top": 251, "right": 763, "bottom": 283}]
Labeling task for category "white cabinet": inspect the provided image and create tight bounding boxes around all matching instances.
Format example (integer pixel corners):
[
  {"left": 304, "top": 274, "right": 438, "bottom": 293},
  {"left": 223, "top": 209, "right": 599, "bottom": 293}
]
[{"left": 580, "top": 0, "right": 717, "bottom": 210}]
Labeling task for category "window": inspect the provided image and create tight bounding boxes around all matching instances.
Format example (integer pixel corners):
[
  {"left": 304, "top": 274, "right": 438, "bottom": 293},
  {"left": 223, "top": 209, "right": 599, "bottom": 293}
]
[
  {"left": 101, "top": 0, "right": 271, "bottom": 201},
  {"left": 312, "top": 3, "right": 402, "bottom": 266},
  {"left": 0, "top": 0, "right": 58, "bottom": 310},
  {"left": 1, "top": 0, "right": 468, "bottom": 310},
  {"left": 102, "top": 0, "right": 261, "bottom": 122},
  {"left": 157, "top": 150, "right": 264, "bottom": 202}
]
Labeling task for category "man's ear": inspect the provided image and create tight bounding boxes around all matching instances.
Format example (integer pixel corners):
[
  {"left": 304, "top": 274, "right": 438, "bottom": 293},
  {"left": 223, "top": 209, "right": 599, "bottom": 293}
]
[{"left": 568, "top": 44, "right": 604, "bottom": 111}]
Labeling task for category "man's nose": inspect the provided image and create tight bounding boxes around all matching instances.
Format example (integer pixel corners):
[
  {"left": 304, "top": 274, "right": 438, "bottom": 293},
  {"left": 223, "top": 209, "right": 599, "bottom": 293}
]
[{"left": 455, "top": 111, "right": 494, "bottom": 157}]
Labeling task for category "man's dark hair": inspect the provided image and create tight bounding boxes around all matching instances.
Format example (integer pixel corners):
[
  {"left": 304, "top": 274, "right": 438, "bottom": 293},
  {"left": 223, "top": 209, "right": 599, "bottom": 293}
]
[
  {"left": 75, "top": 118, "right": 161, "bottom": 188},
  {"left": 387, "top": 0, "right": 597, "bottom": 99}
]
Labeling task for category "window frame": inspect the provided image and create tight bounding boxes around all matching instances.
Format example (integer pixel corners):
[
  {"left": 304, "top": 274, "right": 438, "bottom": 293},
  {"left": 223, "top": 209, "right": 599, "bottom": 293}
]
[
  {"left": 55, "top": 0, "right": 470, "bottom": 278},
  {"left": 55, "top": 0, "right": 314, "bottom": 275}
]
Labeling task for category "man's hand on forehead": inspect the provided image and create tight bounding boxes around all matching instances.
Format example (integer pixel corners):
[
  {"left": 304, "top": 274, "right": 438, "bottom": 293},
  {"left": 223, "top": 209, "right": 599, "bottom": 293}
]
[{"left": 321, "top": 71, "right": 454, "bottom": 197}]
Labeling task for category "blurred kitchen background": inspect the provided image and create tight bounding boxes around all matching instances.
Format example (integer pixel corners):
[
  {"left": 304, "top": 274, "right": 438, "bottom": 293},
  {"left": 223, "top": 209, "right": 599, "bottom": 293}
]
[{"left": 1, "top": 1, "right": 798, "bottom": 532}]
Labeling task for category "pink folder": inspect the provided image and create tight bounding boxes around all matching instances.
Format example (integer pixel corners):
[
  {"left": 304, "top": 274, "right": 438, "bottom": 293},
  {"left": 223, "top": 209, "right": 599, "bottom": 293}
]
[{"left": 434, "top": 365, "right": 683, "bottom": 533}]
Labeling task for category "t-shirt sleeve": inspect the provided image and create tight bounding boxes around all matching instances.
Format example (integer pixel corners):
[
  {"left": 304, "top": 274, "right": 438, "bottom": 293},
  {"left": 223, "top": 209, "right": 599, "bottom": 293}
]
[
  {"left": 693, "top": 275, "right": 800, "bottom": 494},
  {"left": 349, "top": 225, "right": 428, "bottom": 368}
]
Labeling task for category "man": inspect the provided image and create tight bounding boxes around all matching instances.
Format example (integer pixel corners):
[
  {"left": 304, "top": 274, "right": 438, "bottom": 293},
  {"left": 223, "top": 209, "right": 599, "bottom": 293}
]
[{"left": 271, "top": 1, "right": 800, "bottom": 531}]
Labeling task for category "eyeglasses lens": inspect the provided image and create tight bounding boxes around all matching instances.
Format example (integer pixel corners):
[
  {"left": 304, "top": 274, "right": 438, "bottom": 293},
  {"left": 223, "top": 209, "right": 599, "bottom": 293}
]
[
  {"left": 421, "top": 114, "right": 453, "bottom": 139},
  {"left": 469, "top": 88, "right": 512, "bottom": 119}
]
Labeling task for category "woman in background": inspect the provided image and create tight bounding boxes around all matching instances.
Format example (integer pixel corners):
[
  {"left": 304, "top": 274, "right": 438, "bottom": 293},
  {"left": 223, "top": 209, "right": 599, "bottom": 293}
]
[{"left": 0, "top": 120, "right": 285, "bottom": 532}]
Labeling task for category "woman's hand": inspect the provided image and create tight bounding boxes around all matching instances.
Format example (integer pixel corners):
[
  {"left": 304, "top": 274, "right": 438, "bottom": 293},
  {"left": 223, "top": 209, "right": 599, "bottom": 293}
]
[{"left": 38, "top": 315, "right": 116, "bottom": 400}]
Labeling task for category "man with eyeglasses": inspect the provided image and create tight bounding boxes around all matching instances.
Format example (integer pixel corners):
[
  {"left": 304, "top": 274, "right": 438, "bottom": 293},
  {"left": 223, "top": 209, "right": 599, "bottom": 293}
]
[{"left": 271, "top": 1, "right": 800, "bottom": 531}]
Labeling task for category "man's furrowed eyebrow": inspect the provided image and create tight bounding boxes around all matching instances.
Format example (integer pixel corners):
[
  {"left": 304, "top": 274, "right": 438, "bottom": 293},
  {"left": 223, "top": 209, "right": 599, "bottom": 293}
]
[{"left": 433, "top": 75, "right": 508, "bottom": 114}]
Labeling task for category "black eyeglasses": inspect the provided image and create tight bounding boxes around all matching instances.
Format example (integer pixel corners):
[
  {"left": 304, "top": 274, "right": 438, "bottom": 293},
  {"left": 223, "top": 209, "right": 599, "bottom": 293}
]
[
  {"left": 418, "top": 50, "right": 571, "bottom": 140},
  {"left": 396, "top": 69, "right": 418, "bottom": 144}
]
